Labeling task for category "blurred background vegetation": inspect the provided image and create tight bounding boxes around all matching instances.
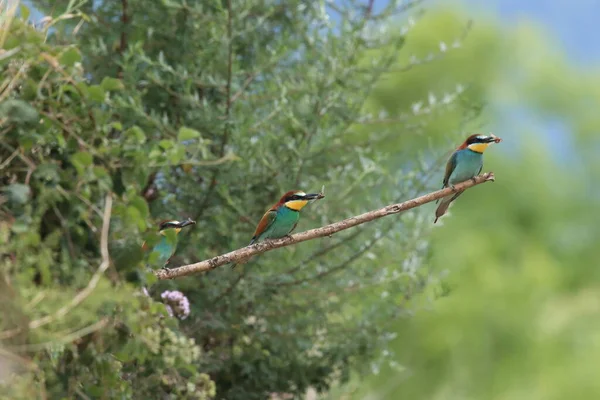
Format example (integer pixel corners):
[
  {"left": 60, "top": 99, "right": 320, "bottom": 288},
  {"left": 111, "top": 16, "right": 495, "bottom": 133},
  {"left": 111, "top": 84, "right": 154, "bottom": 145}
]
[{"left": 1, "top": 0, "right": 599, "bottom": 399}]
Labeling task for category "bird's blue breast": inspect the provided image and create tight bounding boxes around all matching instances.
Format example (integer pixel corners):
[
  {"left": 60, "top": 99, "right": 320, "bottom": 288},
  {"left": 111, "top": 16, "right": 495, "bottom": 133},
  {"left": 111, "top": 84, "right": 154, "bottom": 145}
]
[
  {"left": 261, "top": 207, "right": 300, "bottom": 240},
  {"left": 153, "top": 236, "right": 176, "bottom": 264},
  {"left": 449, "top": 149, "right": 483, "bottom": 184}
]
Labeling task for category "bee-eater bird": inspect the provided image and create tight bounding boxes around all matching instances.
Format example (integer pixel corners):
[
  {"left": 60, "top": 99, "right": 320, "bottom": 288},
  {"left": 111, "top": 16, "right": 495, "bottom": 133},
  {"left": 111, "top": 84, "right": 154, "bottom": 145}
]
[
  {"left": 232, "top": 191, "right": 324, "bottom": 268},
  {"left": 434, "top": 133, "right": 502, "bottom": 223},
  {"left": 143, "top": 218, "right": 196, "bottom": 268}
]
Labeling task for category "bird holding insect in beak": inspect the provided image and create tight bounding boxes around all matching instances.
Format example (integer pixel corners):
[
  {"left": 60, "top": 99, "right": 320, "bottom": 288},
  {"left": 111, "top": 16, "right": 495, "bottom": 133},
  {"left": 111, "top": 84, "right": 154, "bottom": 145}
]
[
  {"left": 143, "top": 218, "right": 196, "bottom": 269},
  {"left": 434, "top": 133, "right": 502, "bottom": 223},
  {"left": 232, "top": 191, "right": 325, "bottom": 268}
]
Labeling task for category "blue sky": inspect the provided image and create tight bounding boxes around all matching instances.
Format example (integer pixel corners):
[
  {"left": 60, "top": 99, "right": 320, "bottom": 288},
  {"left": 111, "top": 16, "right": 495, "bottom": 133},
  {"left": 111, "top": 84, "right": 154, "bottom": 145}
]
[
  {"left": 469, "top": 0, "right": 600, "bottom": 65},
  {"left": 373, "top": 0, "right": 599, "bottom": 65}
]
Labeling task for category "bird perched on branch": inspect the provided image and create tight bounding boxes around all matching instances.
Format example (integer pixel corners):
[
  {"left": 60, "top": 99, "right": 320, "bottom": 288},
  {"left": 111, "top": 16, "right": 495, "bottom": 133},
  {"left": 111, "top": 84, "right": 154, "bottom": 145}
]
[
  {"left": 434, "top": 133, "right": 502, "bottom": 223},
  {"left": 143, "top": 218, "right": 196, "bottom": 269},
  {"left": 232, "top": 190, "right": 325, "bottom": 268}
]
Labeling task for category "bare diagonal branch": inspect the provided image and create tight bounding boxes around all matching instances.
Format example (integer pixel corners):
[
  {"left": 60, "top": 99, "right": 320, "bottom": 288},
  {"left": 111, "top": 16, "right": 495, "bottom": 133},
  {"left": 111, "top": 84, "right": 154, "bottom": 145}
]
[{"left": 156, "top": 173, "right": 496, "bottom": 280}]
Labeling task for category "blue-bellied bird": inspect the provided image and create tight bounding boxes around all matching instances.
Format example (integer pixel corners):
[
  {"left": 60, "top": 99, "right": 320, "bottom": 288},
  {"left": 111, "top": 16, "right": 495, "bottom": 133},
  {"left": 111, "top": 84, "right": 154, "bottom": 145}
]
[
  {"left": 143, "top": 218, "right": 196, "bottom": 269},
  {"left": 232, "top": 190, "right": 324, "bottom": 268},
  {"left": 434, "top": 133, "right": 502, "bottom": 223}
]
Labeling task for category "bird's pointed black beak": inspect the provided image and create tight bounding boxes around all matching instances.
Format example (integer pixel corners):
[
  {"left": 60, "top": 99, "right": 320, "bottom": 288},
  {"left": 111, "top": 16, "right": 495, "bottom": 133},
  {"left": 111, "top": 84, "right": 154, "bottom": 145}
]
[
  {"left": 178, "top": 218, "right": 196, "bottom": 228},
  {"left": 485, "top": 134, "right": 502, "bottom": 143},
  {"left": 302, "top": 193, "right": 325, "bottom": 200}
]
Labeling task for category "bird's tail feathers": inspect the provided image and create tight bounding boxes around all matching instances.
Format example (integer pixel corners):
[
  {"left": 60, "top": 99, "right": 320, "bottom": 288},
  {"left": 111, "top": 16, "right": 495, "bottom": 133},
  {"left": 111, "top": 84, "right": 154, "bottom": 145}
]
[
  {"left": 436, "top": 183, "right": 449, "bottom": 204},
  {"left": 434, "top": 196, "right": 452, "bottom": 223},
  {"left": 434, "top": 191, "right": 463, "bottom": 223}
]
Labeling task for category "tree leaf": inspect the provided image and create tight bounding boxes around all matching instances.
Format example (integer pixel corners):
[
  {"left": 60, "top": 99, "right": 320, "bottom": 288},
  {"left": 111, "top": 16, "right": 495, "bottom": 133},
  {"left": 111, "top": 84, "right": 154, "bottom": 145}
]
[
  {"left": 59, "top": 47, "right": 82, "bottom": 67},
  {"left": 87, "top": 85, "right": 105, "bottom": 102},
  {"left": 125, "top": 126, "right": 146, "bottom": 144},
  {"left": 0, "top": 99, "right": 38, "bottom": 124},
  {"left": 177, "top": 127, "right": 201, "bottom": 142},
  {"left": 130, "top": 195, "right": 150, "bottom": 221},
  {"left": 19, "top": 4, "right": 30, "bottom": 21},
  {"left": 1, "top": 183, "right": 30, "bottom": 204},
  {"left": 71, "top": 152, "right": 93, "bottom": 175},
  {"left": 101, "top": 77, "right": 125, "bottom": 91},
  {"left": 159, "top": 140, "right": 174, "bottom": 150}
]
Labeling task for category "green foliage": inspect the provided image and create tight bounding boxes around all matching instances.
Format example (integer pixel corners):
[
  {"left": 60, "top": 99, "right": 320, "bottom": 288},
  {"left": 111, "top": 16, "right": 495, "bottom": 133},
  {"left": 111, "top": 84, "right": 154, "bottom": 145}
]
[
  {"left": 1, "top": 0, "right": 496, "bottom": 398},
  {"left": 0, "top": 3, "right": 216, "bottom": 398},
  {"left": 347, "top": 8, "right": 600, "bottom": 400}
]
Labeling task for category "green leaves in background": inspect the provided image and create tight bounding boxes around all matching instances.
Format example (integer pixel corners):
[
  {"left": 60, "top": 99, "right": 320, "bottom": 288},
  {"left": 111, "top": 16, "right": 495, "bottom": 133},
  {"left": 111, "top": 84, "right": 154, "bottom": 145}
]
[{"left": 177, "top": 127, "right": 202, "bottom": 142}]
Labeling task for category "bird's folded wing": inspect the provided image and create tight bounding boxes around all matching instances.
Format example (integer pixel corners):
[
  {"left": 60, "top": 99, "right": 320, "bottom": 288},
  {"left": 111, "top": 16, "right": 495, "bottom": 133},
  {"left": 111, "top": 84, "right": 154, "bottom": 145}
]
[
  {"left": 252, "top": 209, "right": 277, "bottom": 239},
  {"left": 443, "top": 151, "right": 458, "bottom": 187}
]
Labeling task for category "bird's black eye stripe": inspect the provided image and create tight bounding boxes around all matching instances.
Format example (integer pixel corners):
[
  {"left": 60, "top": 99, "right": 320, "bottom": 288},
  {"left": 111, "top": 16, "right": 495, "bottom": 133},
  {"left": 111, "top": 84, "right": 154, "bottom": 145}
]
[
  {"left": 159, "top": 222, "right": 176, "bottom": 230},
  {"left": 467, "top": 136, "right": 487, "bottom": 144}
]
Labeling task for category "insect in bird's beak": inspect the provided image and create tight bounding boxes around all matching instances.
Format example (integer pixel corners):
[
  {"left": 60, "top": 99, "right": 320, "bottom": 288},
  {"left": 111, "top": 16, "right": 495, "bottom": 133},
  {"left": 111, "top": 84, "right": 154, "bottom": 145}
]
[
  {"left": 178, "top": 218, "right": 196, "bottom": 228},
  {"left": 302, "top": 193, "right": 325, "bottom": 200},
  {"left": 487, "top": 133, "right": 502, "bottom": 143}
]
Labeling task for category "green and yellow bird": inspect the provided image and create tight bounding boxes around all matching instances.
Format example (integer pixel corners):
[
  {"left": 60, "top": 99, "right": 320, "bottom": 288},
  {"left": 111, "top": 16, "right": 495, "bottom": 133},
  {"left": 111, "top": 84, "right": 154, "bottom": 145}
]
[
  {"left": 434, "top": 133, "right": 502, "bottom": 223},
  {"left": 143, "top": 218, "right": 196, "bottom": 268},
  {"left": 232, "top": 190, "right": 324, "bottom": 268},
  {"left": 249, "top": 190, "right": 324, "bottom": 244}
]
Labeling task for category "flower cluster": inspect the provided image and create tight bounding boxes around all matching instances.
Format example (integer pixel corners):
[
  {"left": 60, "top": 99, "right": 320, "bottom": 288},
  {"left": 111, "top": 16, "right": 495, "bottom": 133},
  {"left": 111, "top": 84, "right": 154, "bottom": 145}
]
[{"left": 161, "top": 290, "right": 191, "bottom": 320}]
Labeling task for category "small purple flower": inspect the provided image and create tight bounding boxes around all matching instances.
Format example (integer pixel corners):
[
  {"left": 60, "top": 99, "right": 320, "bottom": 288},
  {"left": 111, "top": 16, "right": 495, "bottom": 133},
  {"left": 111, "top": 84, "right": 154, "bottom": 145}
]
[{"left": 160, "top": 290, "right": 191, "bottom": 320}]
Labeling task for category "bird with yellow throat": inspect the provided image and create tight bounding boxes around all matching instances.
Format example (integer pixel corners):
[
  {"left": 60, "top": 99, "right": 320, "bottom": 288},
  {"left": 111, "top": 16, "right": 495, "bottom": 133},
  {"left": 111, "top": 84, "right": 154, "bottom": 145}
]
[
  {"left": 435, "top": 133, "right": 502, "bottom": 223},
  {"left": 143, "top": 218, "right": 196, "bottom": 269},
  {"left": 232, "top": 190, "right": 324, "bottom": 268}
]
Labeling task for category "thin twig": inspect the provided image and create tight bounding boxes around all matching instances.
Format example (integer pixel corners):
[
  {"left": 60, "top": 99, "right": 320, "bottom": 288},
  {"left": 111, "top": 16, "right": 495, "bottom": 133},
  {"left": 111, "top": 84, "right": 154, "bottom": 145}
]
[
  {"left": 365, "top": 0, "right": 375, "bottom": 18},
  {"left": 156, "top": 173, "right": 496, "bottom": 279},
  {"left": 0, "top": 147, "right": 19, "bottom": 169},
  {"left": 221, "top": 0, "right": 233, "bottom": 156},
  {"left": 279, "top": 228, "right": 364, "bottom": 278},
  {"left": 274, "top": 222, "right": 387, "bottom": 287},
  {"left": 212, "top": 272, "right": 245, "bottom": 304},
  {"left": 230, "top": 72, "right": 257, "bottom": 104},
  {"left": 75, "top": 387, "right": 92, "bottom": 400},
  {"left": 249, "top": 106, "right": 280, "bottom": 132},
  {"left": 6, "top": 318, "right": 109, "bottom": 352},
  {"left": 56, "top": 186, "right": 104, "bottom": 218},
  {"left": 388, "top": 19, "right": 473, "bottom": 74},
  {"left": 53, "top": 206, "right": 76, "bottom": 260},
  {"left": 0, "top": 194, "right": 112, "bottom": 339},
  {"left": 117, "top": 0, "right": 129, "bottom": 79},
  {"left": 24, "top": 292, "right": 46, "bottom": 310},
  {"left": 119, "top": 0, "right": 129, "bottom": 54},
  {"left": 192, "top": 1, "right": 234, "bottom": 222},
  {"left": 39, "top": 53, "right": 96, "bottom": 127}
]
